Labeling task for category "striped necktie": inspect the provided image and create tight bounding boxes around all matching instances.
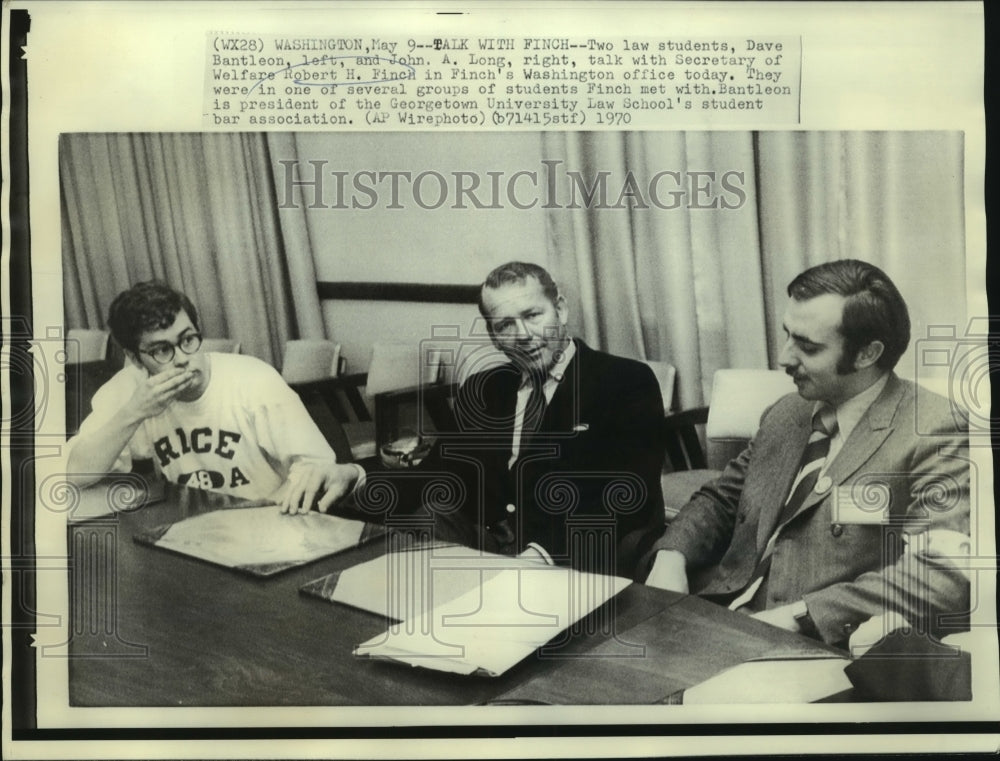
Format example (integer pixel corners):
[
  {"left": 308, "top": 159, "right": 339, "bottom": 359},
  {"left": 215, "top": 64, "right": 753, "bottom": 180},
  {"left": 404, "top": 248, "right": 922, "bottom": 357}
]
[
  {"left": 727, "top": 404, "right": 838, "bottom": 611},
  {"left": 775, "top": 404, "right": 839, "bottom": 528}
]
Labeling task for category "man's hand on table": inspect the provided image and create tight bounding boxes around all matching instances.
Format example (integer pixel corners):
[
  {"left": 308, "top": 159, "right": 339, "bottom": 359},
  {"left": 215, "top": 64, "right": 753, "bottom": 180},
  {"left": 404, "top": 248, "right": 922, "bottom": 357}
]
[
  {"left": 644, "top": 550, "right": 689, "bottom": 593},
  {"left": 278, "top": 462, "right": 364, "bottom": 515}
]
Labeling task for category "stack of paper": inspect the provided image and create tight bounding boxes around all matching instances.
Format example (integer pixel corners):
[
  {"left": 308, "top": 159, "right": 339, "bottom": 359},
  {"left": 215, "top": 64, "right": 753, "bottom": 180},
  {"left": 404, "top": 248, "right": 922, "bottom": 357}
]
[
  {"left": 681, "top": 654, "right": 851, "bottom": 704},
  {"left": 352, "top": 556, "right": 631, "bottom": 677},
  {"left": 319, "top": 543, "right": 536, "bottom": 620}
]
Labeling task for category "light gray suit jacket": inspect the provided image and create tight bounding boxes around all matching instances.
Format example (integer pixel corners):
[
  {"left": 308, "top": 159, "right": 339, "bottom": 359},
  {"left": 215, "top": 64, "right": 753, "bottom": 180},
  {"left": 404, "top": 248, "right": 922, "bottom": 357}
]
[{"left": 646, "top": 374, "right": 970, "bottom": 645}]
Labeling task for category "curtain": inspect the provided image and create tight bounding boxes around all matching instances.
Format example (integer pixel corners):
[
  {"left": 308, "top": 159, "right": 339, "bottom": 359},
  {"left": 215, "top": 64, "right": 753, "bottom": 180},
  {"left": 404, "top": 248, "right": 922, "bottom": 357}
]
[
  {"left": 61, "top": 133, "right": 307, "bottom": 365},
  {"left": 264, "top": 132, "right": 327, "bottom": 339},
  {"left": 543, "top": 132, "right": 770, "bottom": 409},
  {"left": 544, "top": 131, "right": 965, "bottom": 409},
  {"left": 755, "top": 132, "right": 966, "bottom": 369},
  {"left": 61, "top": 131, "right": 965, "bottom": 399}
]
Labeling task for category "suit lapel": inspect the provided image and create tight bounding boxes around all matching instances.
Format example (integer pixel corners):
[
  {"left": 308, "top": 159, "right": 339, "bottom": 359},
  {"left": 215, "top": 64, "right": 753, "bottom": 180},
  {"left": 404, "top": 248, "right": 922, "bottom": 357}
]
[
  {"left": 543, "top": 339, "right": 583, "bottom": 432},
  {"left": 782, "top": 374, "right": 904, "bottom": 526},
  {"left": 494, "top": 341, "right": 581, "bottom": 456},
  {"left": 756, "top": 405, "right": 812, "bottom": 547}
]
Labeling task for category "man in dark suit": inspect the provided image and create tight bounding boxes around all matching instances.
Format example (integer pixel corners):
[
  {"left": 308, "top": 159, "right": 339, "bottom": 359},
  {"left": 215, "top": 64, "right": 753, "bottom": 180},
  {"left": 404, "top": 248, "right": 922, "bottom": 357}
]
[
  {"left": 380, "top": 261, "right": 666, "bottom": 579},
  {"left": 643, "top": 260, "right": 970, "bottom": 645}
]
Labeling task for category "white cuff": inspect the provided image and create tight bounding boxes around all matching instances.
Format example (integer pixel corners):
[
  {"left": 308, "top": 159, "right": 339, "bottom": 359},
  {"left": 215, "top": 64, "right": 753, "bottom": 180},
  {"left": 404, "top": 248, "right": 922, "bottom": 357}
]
[
  {"left": 524, "top": 542, "right": 555, "bottom": 565},
  {"left": 349, "top": 462, "right": 367, "bottom": 493}
]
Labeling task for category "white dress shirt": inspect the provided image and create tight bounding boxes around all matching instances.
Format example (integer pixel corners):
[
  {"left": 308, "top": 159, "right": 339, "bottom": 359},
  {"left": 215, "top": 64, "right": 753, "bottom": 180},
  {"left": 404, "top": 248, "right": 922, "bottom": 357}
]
[
  {"left": 819, "top": 372, "right": 889, "bottom": 476},
  {"left": 508, "top": 339, "right": 576, "bottom": 468}
]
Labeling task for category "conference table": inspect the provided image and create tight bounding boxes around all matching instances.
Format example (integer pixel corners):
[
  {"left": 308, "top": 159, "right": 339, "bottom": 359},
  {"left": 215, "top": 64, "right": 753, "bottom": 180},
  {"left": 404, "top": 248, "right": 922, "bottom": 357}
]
[{"left": 67, "top": 480, "right": 844, "bottom": 707}]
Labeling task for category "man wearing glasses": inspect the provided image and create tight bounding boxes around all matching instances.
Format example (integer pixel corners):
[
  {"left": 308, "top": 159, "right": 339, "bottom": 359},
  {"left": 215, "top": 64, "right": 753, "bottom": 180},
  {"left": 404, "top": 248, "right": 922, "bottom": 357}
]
[{"left": 65, "top": 281, "right": 361, "bottom": 514}]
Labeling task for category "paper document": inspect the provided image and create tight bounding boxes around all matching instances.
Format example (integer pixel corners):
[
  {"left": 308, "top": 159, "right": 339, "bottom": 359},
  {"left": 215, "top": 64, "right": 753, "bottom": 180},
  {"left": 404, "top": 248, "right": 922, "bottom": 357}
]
[
  {"left": 354, "top": 563, "right": 631, "bottom": 677},
  {"left": 318, "top": 544, "right": 548, "bottom": 620},
  {"left": 682, "top": 655, "right": 851, "bottom": 704},
  {"left": 137, "top": 506, "right": 381, "bottom": 575}
]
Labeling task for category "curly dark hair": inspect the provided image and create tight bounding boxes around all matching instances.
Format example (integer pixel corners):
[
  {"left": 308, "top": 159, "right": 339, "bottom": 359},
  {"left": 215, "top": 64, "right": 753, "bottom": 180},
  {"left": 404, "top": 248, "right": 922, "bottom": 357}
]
[{"left": 106, "top": 281, "right": 200, "bottom": 354}]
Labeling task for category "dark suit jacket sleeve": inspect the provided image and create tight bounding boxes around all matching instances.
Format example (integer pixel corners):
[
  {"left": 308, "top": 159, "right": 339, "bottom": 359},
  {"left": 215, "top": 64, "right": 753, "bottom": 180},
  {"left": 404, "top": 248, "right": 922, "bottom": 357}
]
[{"left": 567, "top": 356, "right": 667, "bottom": 577}]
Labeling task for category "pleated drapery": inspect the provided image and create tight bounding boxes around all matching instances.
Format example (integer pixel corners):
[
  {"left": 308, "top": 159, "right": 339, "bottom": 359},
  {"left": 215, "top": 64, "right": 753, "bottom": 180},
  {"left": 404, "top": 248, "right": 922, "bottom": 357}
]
[
  {"left": 543, "top": 131, "right": 965, "bottom": 409},
  {"left": 61, "top": 133, "right": 304, "bottom": 365},
  {"left": 61, "top": 131, "right": 965, "bottom": 404}
]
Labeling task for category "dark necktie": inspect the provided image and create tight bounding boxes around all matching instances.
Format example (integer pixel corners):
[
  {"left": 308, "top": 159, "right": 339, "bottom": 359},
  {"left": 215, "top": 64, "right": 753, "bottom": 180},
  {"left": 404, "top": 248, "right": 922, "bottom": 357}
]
[
  {"left": 729, "top": 404, "right": 838, "bottom": 610},
  {"left": 521, "top": 371, "right": 547, "bottom": 435},
  {"left": 494, "top": 372, "right": 549, "bottom": 553}
]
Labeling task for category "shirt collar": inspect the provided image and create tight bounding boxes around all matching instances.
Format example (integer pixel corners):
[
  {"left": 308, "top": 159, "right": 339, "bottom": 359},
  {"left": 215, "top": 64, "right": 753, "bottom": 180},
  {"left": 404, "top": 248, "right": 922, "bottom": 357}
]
[{"left": 818, "top": 372, "right": 889, "bottom": 442}]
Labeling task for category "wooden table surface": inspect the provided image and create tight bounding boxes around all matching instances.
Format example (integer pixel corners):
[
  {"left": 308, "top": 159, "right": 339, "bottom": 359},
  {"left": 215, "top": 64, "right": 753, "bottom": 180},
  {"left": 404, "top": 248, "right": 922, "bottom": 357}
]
[{"left": 67, "top": 482, "right": 840, "bottom": 707}]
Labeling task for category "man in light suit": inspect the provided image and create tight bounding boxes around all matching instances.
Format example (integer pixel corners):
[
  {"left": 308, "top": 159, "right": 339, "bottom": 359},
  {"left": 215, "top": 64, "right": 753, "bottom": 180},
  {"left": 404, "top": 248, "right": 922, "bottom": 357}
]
[
  {"left": 379, "top": 261, "right": 666, "bottom": 578},
  {"left": 643, "top": 260, "right": 969, "bottom": 645}
]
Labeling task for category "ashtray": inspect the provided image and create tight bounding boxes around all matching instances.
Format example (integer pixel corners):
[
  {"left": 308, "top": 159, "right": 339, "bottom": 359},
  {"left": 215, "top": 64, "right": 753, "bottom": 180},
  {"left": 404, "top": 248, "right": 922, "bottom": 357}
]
[{"left": 379, "top": 436, "right": 433, "bottom": 469}]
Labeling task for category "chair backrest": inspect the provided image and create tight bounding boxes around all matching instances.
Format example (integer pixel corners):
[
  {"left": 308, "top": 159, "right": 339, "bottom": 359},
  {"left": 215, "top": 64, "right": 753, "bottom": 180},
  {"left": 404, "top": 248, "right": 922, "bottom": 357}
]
[
  {"left": 281, "top": 340, "right": 341, "bottom": 384},
  {"left": 642, "top": 359, "right": 677, "bottom": 413},
  {"left": 65, "top": 329, "right": 110, "bottom": 364},
  {"left": 64, "top": 358, "right": 121, "bottom": 436},
  {"left": 663, "top": 406, "right": 710, "bottom": 471},
  {"left": 705, "top": 369, "right": 796, "bottom": 441},
  {"left": 200, "top": 338, "right": 241, "bottom": 354},
  {"left": 365, "top": 342, "right": 428, "bottom": 396},
  {"left": 289, "top": 380, "right": 357, "bottom": 464}
]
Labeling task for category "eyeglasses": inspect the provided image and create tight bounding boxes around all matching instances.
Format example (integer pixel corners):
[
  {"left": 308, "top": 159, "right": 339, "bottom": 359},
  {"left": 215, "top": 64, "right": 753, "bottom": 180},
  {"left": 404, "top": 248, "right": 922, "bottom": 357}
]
[{"left": 138, "top": 332, "right": 203, "bottom": 364}]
